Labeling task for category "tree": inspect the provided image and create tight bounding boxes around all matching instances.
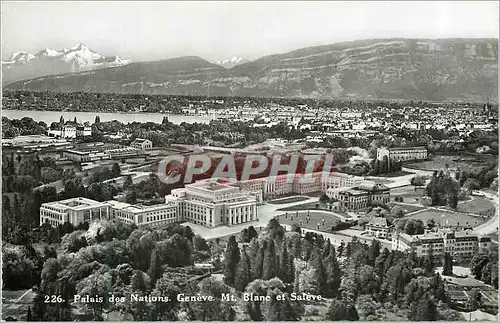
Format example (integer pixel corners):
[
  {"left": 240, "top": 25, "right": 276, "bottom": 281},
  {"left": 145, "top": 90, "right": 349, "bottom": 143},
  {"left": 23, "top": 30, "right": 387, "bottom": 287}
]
[
  {"left": 27, "top": 306, "right": 33, "bottom": 321},
  {"left": 466, "top": 288, "right": 482, "bottom": 311},
  {"left": 278, "top": 245, "right": 293, "bottom": 284},
  {"left": 111, "top": 163, "right": 121, "bottom": 177},
  {"left": 411, "top": 175, "right": 427, "bottom": 187},
  {"left": 319, "top": 193, "right": 330, "bottom": 204},
  {"left": 443, "top": 252, "right": 453, "bottom": 276},
  {"left": 325, "top": 299, "right": 359, "bottom": 321},
  {"left": 148, "top": 248, "right": 163, "bottom": 288},
  {"left": 470, "top": 254, "right": 489, "bottom": 280},
  {"left": 424, "top": 247, "right": 436, "bottom": 276},
  {"left": 262, "top": 239, "right": 278, "bottom": 280},
  {"left": 235, "top": 248, "right": 252, "bottom": 292},
  {"left": 61, "top": 231, "right": 87, "bottom": 253},
  {"left": 187, "top": 277, "right": 236, "bottom": 321},
  {"left": 126, "top": 191, "right": 138, "bottom": 204},
  {"left": 123, "top": 175, "right": 133, "bottom": 190},
  {"left": 95, "top": 116, "right": 101, "bottom": 124},
  {"left": 368, "top": 240, "right": 381, "bottom": 266},
  {"left": 408, "top": 293, "right": 437, "bottom": 321},
  {"left": 193, "top": 235, "right": 209, "bottom": 251},
  {"left": 223, "top": 236, "right": 240, "bottom": 286}
]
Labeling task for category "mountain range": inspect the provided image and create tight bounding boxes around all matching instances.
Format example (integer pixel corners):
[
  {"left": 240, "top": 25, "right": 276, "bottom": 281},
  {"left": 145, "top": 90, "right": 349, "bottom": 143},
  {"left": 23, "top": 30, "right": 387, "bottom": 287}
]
[
  {"left": 2, "top": 43, "right": 131, "bottom": 85},
  {"left": 215, "top": 56, "right": 250, "bottom": 69},
  {"left": 3, "top": 38, "right": 498, "bottom": 102}
]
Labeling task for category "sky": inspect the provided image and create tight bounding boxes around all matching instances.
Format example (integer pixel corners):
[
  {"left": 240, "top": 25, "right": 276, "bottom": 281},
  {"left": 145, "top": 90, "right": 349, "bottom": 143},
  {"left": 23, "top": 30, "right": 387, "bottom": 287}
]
[{"left": 1, "top": 1, "right": 498, "bottom": 62}]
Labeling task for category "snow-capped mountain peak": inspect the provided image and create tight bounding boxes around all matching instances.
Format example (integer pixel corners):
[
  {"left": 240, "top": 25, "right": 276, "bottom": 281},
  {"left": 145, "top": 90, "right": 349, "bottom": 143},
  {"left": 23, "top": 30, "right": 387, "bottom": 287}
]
[
  {"left": 70, "top": 42, "right": 87, "bottom": 51},
  {"left": 113, "top": 55, "right": 132, "bottom": 64},
  {"left": 215, "top": 56, "right": 249, "bottom": 69},
  {"left": 2, "top": 43, "right": 132, "bottom": 83},
  {"left": 9, "top": 51, "right": 36, "bottom": 63},
  {"left": 36, "top": 48, "right": 63, "bottom": 57}
]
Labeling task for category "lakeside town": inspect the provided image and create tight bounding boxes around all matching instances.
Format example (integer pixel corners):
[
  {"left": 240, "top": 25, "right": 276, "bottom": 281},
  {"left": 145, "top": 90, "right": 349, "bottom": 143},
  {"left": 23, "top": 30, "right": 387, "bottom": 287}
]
[{"left": 2, "top": 90, "right": 498, "bottom": 321}]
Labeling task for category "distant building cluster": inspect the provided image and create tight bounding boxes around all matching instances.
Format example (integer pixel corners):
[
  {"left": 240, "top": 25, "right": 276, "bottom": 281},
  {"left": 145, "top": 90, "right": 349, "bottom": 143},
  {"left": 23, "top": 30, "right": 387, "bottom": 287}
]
[
  {"left": 48, "top": 124, "right": 92, "bottom": 139},
  {"left": 62, "top": 139, "right": 151, "bottom": 162},
  {"left": 392, "top": 230, "right": 491, "bottom": 258}
]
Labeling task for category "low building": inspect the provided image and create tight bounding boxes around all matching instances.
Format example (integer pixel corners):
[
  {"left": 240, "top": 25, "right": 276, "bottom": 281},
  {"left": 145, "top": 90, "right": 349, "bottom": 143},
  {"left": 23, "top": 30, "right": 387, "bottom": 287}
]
[
  {"left": 76, "top": 126, "right": 92, "bottom": 137},
  {"left": 392, "top": 230, "right": 491, "bottom": 258},
  {"left": 365, "top": 217, "right": 392, "bottom": 239},
  {"left": 107, "top": 200, "right": 177, "bottom": 227},
  {"left": 105, "top": 147, "right": 142, "bottom": 159},
  {"left": 48, "top": 125, "right": 91, "bottom": 138},
  {"left": 131, "top": 138, "right": 153, "bottom": 150},
  {"left": 321, "top": 172, "right": 364, "bottom": 191},
  {"left": 377, "top": 146, "right": 428, "bottom": 162},
  {"left": 40, "top": 197, "right": 110, "bottom": 227},
  {"left": 63, "top": 149, "right": 110, "bottom": 162},
  {"left": 337, "top": 181, "right": 390, "bottom": 211}
]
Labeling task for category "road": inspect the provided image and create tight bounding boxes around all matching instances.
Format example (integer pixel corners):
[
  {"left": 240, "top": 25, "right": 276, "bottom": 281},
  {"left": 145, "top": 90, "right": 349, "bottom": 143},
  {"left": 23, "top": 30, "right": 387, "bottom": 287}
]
[
  {"left": 102, "top": 171, "right": 150, "bottom": 186},
  {"left": 472, "top": 190, "right": 499, "bottom": 236}
]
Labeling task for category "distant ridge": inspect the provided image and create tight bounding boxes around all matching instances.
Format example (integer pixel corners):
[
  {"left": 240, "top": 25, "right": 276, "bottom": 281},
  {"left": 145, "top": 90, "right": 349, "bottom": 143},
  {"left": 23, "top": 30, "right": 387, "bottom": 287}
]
[{"left": 4, "top": 38, "right": 498, "bottom": 102}]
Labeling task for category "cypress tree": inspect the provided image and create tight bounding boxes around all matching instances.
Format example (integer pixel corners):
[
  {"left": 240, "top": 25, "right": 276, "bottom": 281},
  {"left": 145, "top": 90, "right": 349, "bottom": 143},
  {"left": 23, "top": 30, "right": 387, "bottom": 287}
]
[
  {"left": 148, "top": 248, "right": 162, "bottom": 288},
  {"left": 235, "top": 248, "right": 251, "bottom": 291},
  {"left": 262, "top": 239, "right": 277, "bottom": 280},
  {"left": 279, "top": 245, "right": 293, "bottom": 284},
  {"left": 324, "top": 246, "right": 342, "bottom": 298},
  {"left": 368, "top": 239, "right": 381, "bottom": 266},
  {"left": 443, "top": 252, "right": 453, "bottom": 276},
  {"left": 27, "top": 306, "right": 33, "bottom": 321},
  {"left": 223, "top": 236, "right": 241, "bottom": 286}
]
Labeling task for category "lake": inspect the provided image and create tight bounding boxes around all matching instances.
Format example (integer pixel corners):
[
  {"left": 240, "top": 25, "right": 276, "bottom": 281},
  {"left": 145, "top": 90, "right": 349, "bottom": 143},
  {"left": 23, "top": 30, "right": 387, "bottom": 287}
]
[{"left": 2, "top": 110, "right": 215, "bottom": 125}]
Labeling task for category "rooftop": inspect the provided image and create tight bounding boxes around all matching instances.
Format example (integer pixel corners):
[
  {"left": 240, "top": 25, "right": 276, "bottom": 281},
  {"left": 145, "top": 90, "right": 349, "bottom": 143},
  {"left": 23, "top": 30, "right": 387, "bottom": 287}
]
[
  {"left": 106, "top": 200, "right": 174, "bottom": 213},
  {"left": 387, "top": 146, "right": 427, "bottom": 151},
  {"left": 42, "top": 197, "right": 108, "bottom": 210},
  {"left": 367, "top": 217, "right": 390, "bottom": 228}
]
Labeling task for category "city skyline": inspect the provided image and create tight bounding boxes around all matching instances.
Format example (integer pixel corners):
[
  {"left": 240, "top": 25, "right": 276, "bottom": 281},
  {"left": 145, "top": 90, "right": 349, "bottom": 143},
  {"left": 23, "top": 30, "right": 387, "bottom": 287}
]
[{"left": 1, "top": 1, "right": 499, "bottom": 62}]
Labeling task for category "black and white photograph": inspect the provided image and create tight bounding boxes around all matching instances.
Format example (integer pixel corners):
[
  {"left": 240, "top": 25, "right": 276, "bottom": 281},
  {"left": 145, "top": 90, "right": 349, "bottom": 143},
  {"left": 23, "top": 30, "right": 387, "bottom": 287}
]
[{"left": 1, "top": 1, "right": 499, "bottom": 321}]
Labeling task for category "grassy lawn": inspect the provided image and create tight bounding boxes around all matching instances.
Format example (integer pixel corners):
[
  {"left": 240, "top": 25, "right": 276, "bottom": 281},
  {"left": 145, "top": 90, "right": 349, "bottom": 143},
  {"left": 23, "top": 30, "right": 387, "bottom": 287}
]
[
  {"left": 390, "top": 186, "right": 426, "bottom": 203},
  {"left": 277, "top": 201, "right": 321, "bottom": 212},
  {"left": 457, "top": 197, "right": 495, "bottom": 215},
  {"left": 409, "top": 209, "right": 484, "bottom": 227},
  {"left": 388, "top": 202, "right": 426, "bottom": 214},
  {"left": 268, "top": 196, "right": 310, "bottom": 205},
  {"left": 406, "top": 155, "right": 494, "bottom": 172},
  {"left": 276, "top": 210, "right": 342, "bottom": 233}
]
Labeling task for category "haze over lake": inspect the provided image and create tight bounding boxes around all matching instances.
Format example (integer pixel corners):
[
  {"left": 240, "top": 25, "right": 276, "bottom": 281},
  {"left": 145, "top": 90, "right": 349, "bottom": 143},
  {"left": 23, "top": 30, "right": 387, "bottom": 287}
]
[{"left": 3, "top": 110, "right": 215, "bottom": 125}]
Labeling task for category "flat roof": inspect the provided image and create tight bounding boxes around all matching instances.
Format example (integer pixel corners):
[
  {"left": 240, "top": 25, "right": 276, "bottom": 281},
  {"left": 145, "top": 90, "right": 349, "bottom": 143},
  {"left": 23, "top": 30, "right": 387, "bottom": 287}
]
[
  {"left": 42, "top": 197, "right": 108, "bottom": 210},
  {"left": 387, "top": 146, "right": 426, "bottom": 151},
  {"left": 106, "top": 200, "right": 174, "bottom": 213}
]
